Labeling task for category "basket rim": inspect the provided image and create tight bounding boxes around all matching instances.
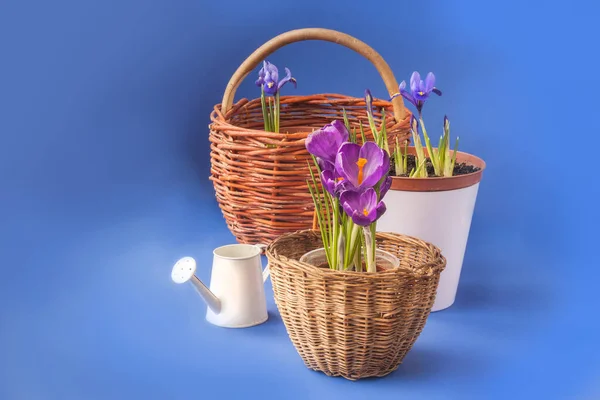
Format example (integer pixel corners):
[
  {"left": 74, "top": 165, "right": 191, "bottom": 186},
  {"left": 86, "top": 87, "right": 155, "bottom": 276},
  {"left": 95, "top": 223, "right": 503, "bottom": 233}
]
[
  {"left": 265, "top": 229, "right": 446, "bottom": 278},
  {"left": 209, "top": 93, "right": 412, "bottom": 138}
]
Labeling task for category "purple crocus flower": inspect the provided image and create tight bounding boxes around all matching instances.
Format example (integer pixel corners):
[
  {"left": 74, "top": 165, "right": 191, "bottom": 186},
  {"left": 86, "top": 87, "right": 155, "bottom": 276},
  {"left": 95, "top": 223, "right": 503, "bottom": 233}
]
[
  {"left": 391, "top": 71, "right": 442, "bottom": 115},
  {"left": 379, "top": 175, "right": 392, "bottom": 199},
  {"left": 339, "top": 188, "right": 386, "bottom": 226},
  {"left": 255, "top": 60, "right": 297, "bottom": 96},
  {"left": 320, "top": 169, "right": 350, "bottom": 196},
  {"left": 305, "top": 120, "right": 350, "bottom": 171},
  {"left": 335, "top": 142, "right": 389, "bottom": 189}
]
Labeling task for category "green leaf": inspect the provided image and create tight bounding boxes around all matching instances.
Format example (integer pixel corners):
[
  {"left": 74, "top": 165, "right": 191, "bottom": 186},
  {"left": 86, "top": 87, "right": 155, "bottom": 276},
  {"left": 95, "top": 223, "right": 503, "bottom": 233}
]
[
  {"left": 342, "top": 108, "right": 351, "bottom": 132},
  {"left": 359, "top": 123, "right": 366, "bottom": 144},
  {"left": 379, "top": 108, "right": 390, "bottom": 154},
  {"left": 394, "top": 136, "right": 402, "bottom": 175},
  {"left": 451, "top": 136, "right": 459, "bottom": 174},
  {"left": 260, "top": 87, "right": 271, "bottom": 132}
]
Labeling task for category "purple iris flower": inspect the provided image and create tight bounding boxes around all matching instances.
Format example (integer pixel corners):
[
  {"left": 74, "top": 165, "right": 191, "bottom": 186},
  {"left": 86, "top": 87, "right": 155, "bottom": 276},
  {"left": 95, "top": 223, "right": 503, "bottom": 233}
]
[
  {"left": 335, "top": 142, "right": 389, "bottom": 189},
  {"left": 305, "top": 120, "right": 350, "bottom": 171},
  {"left": 255, "top": 60, "right": 297, "bottom": 96},
  {"left": 391, "top": 71, "right": 442, "bottom": 115},
  {"left": 365, "top": 89, "right": 374, "bottom": 120},
  {"left": 339, "top": 188, "right": 386, "bottom": 226}
]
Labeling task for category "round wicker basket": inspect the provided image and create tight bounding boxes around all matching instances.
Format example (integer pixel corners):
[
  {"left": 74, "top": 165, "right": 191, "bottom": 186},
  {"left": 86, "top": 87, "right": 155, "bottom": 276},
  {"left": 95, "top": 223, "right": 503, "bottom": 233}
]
[
  {"left": 209, "top": 28, "right": 412, "bottom": 245},
  {"left": 265, "top": 230, "right": 446, "bottom": 380}
]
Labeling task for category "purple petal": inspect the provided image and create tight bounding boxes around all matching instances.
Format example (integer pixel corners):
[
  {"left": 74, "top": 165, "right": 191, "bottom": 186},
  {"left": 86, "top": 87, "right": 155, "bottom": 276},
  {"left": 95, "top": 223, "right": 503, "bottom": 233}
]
[
  {"left": 358, "top": 142, "right": 386, "bottom": 188},
  {"left": 350, "top": 211, "right": 372, "bottom": 226},
  {"left": 264, "top": 61, "right": 278, "bottom": 83},
  {"left": 335, "top": 142, "right": 361, "bottom": 187},
  {"left": 424, "top": 72, "right": 435, "bottom": 93},
  {"left": 317, "top": 158, "right": 335, "bottom": 172},
  {"left": 278, "top": 67, "right": 297, "bottom": 91},
  {"left": 399, "top": 81, "right": 407, "bottom": 91},
  {"left": 321, "top": 170, "right": 337, "bottom": 195},
  {"left": 379, "top": 176, "right": 392, "bottom": 199},
  {"left": 306, "top": 121, "right": 349, "bottom": 163},
  {"left": 360, "top": 187, "right": 378, "bottom": 211},
  {"left": 330, "top": 120, "right": 350, "bottom": 142},
  {"left": 400, "top": 89, "right": 417, "bottom": 108},
  {"left": 375, "top": 200, "right": 386, "bottom": 220},
  {"left": 263, "top": 79, "right": 278, "bottom": 95},
  {"left": 432, "top": 87, "right": 442, "bottom": 96},
  {"left": 340, "top": 189, "right": 362, "bottom": 214},
  {"left": 410, "top": 71, "right": 421, "bottom": 94}
]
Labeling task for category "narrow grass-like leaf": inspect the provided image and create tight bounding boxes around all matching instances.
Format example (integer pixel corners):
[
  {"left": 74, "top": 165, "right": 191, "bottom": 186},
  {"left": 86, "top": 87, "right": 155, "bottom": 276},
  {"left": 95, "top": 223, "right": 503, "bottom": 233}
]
[
  {"left": 260, "top": 87, "right": 270, "bottom": 132},
  {"left": 379, "top": 108, "right": 390, "bottom": 154},
  {"left": 394, "top": 136, "right": 402, "bottom": 175},
  {"left": 274, "top": 94, "right": 278, "bottom": 133},
  {"left": 451, "top": 136, "right": 459, "bottom": 173},
  {"left": 420, "top": 118, "right": 440, "bottom": 176},
  {"left": 343, "top": 108, "right": 351, "bottom": 132},
  {"left": 404, "top": 140, "right": 408, "bottom": 173},
  {"left": 310, "top": 156, "right": 331, "bottom": 234},
  {"left": 359, "top": 123, "right": 366, "bottom": 144}
]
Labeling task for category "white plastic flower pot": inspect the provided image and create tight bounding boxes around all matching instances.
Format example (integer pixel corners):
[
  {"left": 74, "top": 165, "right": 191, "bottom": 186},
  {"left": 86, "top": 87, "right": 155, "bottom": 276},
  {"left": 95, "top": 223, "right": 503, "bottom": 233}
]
[{"left": 377, "top": 147, "right": 486, "bottom": 312}]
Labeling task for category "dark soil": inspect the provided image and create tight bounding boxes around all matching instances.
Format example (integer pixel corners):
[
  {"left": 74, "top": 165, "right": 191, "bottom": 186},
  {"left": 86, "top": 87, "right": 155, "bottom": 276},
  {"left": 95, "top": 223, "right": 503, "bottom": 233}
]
[{"left": 390, "top": 154, "right": 480, "bottom": 177}]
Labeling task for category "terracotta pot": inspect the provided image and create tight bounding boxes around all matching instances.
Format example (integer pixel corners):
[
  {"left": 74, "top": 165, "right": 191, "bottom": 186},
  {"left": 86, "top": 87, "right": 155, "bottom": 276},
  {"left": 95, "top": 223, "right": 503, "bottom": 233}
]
[{"left": 377, "top": 147, "right": 486, "bottom": 311}]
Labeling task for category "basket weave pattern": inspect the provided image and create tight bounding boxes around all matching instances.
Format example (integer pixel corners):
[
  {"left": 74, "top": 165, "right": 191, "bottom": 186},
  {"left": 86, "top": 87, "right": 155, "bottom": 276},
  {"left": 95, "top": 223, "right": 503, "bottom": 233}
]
[
  {"left": 209, "top": 94, "right": 410, "bottom": 244},
  {"left": 266, "top": 230, "right": 446, "bottom": 380},
  {"left": 208, "top": 28, "right": 412, "bottom": 245}
]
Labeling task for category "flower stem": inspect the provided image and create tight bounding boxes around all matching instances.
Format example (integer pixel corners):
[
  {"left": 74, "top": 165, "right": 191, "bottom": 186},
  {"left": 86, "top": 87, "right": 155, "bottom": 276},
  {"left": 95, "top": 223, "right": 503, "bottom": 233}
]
[
  {"left": 260, "top": 87, "right": 270, "bottom": 132},
  {"left": 363, "top": 227, "right": 376, "bottom": 273},
  {"left": 274, "top": 92, "right": 280, "bottom": 133}
]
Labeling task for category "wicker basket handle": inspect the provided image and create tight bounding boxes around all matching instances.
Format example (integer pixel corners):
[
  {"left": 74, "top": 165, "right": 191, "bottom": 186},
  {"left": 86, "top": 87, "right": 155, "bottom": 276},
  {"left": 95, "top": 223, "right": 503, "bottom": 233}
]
[{"left": 220, "top": 28, "right": 406, "bottom": 122}]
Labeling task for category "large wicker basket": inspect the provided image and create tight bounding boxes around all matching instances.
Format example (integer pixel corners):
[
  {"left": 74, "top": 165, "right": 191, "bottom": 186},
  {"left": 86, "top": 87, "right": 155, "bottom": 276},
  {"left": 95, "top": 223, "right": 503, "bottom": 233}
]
[
  {"left": 209, "top": 28, "right": 412, "bottom": 245},
  {"left": 265, "top": 230, "right": 446, "bottom": 380}
]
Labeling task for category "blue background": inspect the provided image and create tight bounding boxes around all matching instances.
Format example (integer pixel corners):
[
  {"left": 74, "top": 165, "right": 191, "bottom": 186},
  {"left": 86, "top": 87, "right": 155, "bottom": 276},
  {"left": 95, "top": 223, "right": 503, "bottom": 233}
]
[{"left": 1, "top": 0, "right": 597, "bottom": 399}]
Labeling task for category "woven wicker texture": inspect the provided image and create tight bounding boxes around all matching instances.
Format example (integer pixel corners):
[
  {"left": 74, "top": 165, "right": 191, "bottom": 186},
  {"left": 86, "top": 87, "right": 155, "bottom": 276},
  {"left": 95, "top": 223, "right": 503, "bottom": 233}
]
[
  {"left": 209, "top": 28, "right": 412, "bottom": 245},
  {"left": 266, "top": 230, "right": 446, "bottom": 380}
]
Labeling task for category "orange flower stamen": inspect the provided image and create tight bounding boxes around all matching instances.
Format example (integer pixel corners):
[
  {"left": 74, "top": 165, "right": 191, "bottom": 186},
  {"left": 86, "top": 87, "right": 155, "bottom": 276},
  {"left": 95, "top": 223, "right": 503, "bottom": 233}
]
[{"left": 356, "top": 158, "right": 367, "bottom": 185}]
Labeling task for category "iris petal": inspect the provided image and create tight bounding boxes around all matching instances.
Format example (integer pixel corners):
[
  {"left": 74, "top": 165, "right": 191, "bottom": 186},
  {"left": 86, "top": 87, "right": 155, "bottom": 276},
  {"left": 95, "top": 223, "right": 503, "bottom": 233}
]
[
  {"left": 278, "top": 67, "right": 297, "bottom": 90},
  {"left": 424, "top": 72, "right": 435, "bottom": 93},
  {"left": 400, "top": 89, "right": 417, "bottom": 108},
  {"left": 410, "top": 71, "right": 421, "bottom": 94}
]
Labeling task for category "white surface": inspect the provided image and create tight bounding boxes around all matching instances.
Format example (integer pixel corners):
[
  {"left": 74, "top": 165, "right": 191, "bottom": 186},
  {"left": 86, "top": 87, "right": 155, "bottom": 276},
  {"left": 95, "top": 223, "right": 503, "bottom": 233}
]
[
  {"left": 377, "top": 183, "right": 480, "bottom": 311},
  {"left": 171, "top": 244, "right": 269, "bottom": 328},
  {"left": 206, "top": 244, "right": 269, "bottom": 328}
]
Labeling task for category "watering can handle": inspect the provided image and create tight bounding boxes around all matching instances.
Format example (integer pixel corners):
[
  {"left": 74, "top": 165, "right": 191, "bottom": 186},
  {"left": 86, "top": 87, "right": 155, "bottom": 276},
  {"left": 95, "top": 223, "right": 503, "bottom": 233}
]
[{"left": 255, "top": 244, "right": 270, "bottom": 283}]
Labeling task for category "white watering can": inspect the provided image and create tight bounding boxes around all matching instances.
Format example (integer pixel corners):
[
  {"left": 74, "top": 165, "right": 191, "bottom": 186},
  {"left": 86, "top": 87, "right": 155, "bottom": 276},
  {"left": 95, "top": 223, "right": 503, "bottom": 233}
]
[{"left": 171, "top": 244, "right": 270, "bottom": 328}]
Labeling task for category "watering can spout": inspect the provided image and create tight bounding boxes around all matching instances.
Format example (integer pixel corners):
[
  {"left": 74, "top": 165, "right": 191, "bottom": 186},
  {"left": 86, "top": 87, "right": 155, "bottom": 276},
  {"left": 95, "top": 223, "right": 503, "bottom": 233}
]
[{"left": 171, "top": 257, "right": 221, "bottom": 314}]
